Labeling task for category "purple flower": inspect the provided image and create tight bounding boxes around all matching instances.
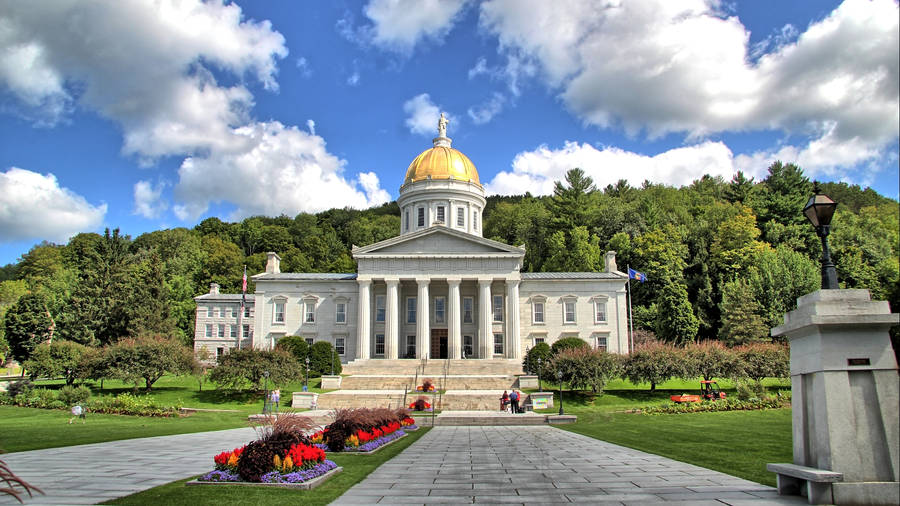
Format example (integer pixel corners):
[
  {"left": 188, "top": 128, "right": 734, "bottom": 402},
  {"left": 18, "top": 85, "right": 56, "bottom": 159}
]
[
  {"left": 260, "top": 471, "right": 284, "bottom": 483},
  {"left": 200, "top": 470, "right": 240, "bottom": 482}
]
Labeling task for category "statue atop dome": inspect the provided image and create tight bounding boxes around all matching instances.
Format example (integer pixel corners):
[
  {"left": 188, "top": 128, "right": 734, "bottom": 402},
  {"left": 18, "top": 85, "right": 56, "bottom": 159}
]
[{"left": 438, "top": 112, "right": 449, "bottom": 138}]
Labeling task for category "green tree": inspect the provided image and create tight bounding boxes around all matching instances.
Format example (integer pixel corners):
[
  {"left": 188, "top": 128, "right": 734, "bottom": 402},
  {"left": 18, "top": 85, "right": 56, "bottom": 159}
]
[
  {"left": 4, "top": 293, "right": 54, "bottom": 363},
  {"left": 542, "top": 226, "right": 604, "bottom": 272},
  {"left": 126, "top": 251, "right": 178, "bottom": 338},
  {"left": 309, "top": 340, "right": 342, "bottom": 376},
  {"left": 275, "top": 335, "right": 309, "bottom": 363},
  {"left": 199, "top": 235, "right": 244, "bottom": 292},
  {"left": 208, "top": 348, "right": 301, "bottom": 391},
  {"left": 547, "top": 168, "right": 598, "bottom": 230},
  {"left": 523, "top": 342, "right": 551, "bottom": 379},
  {"left": 623, "top": 342, "right": 685, "bottom": 391},
  {"left": 736, "top": 342, "right": 789, "bottom": 383},
  {"left": 23, "top": 340, "right": 88, "bottom": 385},
  {"left": 551, "top": 347, "right": 621, "bottom": 394},
  {"left": 747, "top": 246, "right": 820, "bottom": 330},
  {"left": 102, "top": 335, "right": 195, "bottom": 391},
  {"left": 683, "top": 341, "right": 743, "bottom": 381},
  {"left": 550, "top": 336, "right": 590, "bottom": 356},
  {"left": 718, "top": 279, "right": 769, "bottom": 346},
  {"left": 654, "top": 276, "right": 699, "bottom": 344},
  {"left": 723, "top": 171, "right": 755, "bottom": 204}
]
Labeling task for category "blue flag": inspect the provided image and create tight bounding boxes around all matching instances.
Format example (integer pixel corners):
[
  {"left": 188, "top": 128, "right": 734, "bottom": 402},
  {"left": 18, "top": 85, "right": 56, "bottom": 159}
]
[{"left": 628, "top": 268, "right": 647, "bottom": 283}]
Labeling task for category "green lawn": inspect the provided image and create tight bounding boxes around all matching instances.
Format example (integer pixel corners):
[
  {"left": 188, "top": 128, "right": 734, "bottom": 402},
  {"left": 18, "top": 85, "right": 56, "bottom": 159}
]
[{"left": 102, "top": 427, "right": 432, "bottom": 506}]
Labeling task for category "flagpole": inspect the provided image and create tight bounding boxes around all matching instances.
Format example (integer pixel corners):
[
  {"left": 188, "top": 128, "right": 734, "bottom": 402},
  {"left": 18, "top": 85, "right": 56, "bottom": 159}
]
[
  {"left": 238, "top": 265, "right": 247, "bottom": 350},
  {"left": 627, "top": 264, "right": 634, "bottom": 354}
]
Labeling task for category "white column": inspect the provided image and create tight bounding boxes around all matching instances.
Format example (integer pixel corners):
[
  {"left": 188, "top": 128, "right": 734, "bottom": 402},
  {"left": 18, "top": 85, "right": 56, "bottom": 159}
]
[
  {"left": 506, "top": 279, "right": 521, "bottom": 359},
  {"left": 385, "top": 279, "right": 399, "bottom": 359},
  {"left": 448, "top": 278, "right": 461, "bottom": 359},
  {"left": 416, "top": 278, "right": 430, "bottom": 359},
  {"left": 356, "top": 279, "right": 371, "bottom": 360},
  {"left": 478, "top": 279, "right": 493, "bottom": 359}
]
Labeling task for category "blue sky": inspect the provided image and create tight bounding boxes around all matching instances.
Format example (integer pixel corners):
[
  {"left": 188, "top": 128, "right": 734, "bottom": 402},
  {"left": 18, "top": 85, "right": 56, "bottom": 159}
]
[{"left": 1, "top": 0, "right": 897, "bottom": 266}]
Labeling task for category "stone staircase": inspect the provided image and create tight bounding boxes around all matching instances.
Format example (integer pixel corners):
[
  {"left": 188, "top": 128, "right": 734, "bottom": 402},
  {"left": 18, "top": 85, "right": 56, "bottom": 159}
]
[{"left": 313, "top": 359, "right": 527, "bottom": 411}]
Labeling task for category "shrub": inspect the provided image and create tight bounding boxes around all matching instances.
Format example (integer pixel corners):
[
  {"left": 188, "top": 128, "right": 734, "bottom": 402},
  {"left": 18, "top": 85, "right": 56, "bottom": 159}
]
[
  {"left": 412, "top": 397, "right": 429, "bottom": 411},
  {"left": 237, "top": 440, "right": 278, "bottom": 482},
  {"left": 735, "top": 380, "right": 767, "bottom": 401},
  {"left": 101, "top": 335, "right": 196, "bottom": 391},
  {"left": 551, "top": 347, "right": 621, "bottom": 394},
  {"left": 308, "top": 341, "right": 341, "bottom": 377},
  {"left": 7, "top": 379, "right": 34, "bottom": 397},
  {"left": 640, "top": 397, "right": 785, "bottom": 415},
  {"left": 23, "top": 340, "right": 88, "bottom": 385},
  {"left": 682, "top": 341, "right": 743, "bottom": 381},
  {"left": 209, "top": 348, "right": 302, "bottom": 392},
  {"left": 275, "top": 336, "right": 309, "bottom": 363},
  {"left": 551, "top": 337, "right": 590, "bottom": 356},
  {"left": 58, "top": 385, "right": 91, "bottom": 406},
  {"left": 736, "top": 342, "right": 789, "bottom": 383},
  {"left": 624, "top": 342, "right": 686, "bottom": 391},
  {"left": 523, "top": 342, "right": 551, "bottom": 379}
]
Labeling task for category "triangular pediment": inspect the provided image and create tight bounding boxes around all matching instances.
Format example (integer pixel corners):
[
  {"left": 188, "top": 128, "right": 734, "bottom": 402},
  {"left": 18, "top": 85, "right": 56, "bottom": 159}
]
[{"left": 353, "top": 226, "right": 524, "bottom": 256}]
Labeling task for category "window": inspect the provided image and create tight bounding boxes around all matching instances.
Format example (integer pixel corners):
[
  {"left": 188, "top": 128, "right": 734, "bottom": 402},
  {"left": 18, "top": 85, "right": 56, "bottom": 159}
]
[
  {"left": 434, "top": 297, "right": 445, "bottom": 324},
  {"left": 597, "top": 336, "right": 608, "bottom": 352},
  {"left": 594, "top": 300, "right": 607, "bottom": 323},
  {"left": 305, "top": 337, "right": 314, "bottom": 346},
  {"left": 473, "top": 211, "right": 479, "bottom": 230},
  {"left": 217, "top": 324, "right": 225, "bottom": 338},
  {"left": 216, "top": 307, "right": 223, "bottom": 317},
  {"left": 533, "top": 302, "right": 545, "bottom": 324},
  {"left": 406, "top": 335, "right": 416, "bottom": 358},
  {"left": 226, "top": 307, "right": 232, "bottom": 318},
  {"left": 304, "top": 301, "right": 315, "bottom": 323},
  {"left": 492, "top": 295, "right": 503, "bottom": 322},
  {"left": 244, "top": 306, "right": 251, "bottom": 318},
  {"left": 335, "top": 337, "right": 346, "bottom": 355},
  {"left": 216, "top": 347, "right": 224, "bottom": 360},
  {"left": 335, "top": 302, "right": 347, "bottom": 324},
  {"left": 417, "top": 207, "right": 425, "bottom": 227},
  {"left": 274, "top": 301, "right": 285, "bottom": 323},
  {"left": 375, "top": 334, "right": 385, "bottom": 355},
  {"left": 564, "top": 300, "right": 576, "bottom": 324},
  {"left": 493, "top": 333, "right": 504, "bottom": 355},
  {"left": 436, "top": 205, "right": 445, "bottom": 223},
  {"left": 407, "top": 297, "right": 417, "bottom": 323},
  {"left": 375, "top": 295, "right": 385, "bottom": 322},
  {"left": 243, "top": 324, "right": 251, "bottom": 338},
  {"left": 464, "top": 335, "right": 474, "bottom": 358},
  {"left": 404, "top": 210, "right": 410, "bottom": 231},
  {"left": 230, "top": 325, "right": 238, "bottom": 338},
  {"left": 206, "top": 306, "right": 213, "bottom": 318},
  {"left": 535, "top": 337, "right": 545, "bottom": 345},
  {"left": 457, "top": 207, "right": 465, "bottom": 227},
  {"left": 462, "top": 297, "right": 474, "bottom": 323},
  {"left": 205, "top": 324, "right": 213, "bottom": 337}
]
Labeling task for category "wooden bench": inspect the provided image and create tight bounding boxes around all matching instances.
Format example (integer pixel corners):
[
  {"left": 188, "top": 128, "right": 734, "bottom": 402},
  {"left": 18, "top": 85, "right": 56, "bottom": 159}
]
[{"left": 767, "top": 463, "right": 843, "bottom": 504}]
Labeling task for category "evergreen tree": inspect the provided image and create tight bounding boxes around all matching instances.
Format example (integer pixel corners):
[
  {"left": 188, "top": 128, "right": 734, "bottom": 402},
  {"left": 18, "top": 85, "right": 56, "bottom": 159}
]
[
  {"left": 719, "top": 279, "right": 769, "bottom": 346},
  {"left": 4, "top": 293, "right": 54, "bottom": 362},
  {"left": 723, "top": 171, "right": 755, "bottom": 204},
  {"left": 654, "top": 275, "right": 699, "bottom": 345}
]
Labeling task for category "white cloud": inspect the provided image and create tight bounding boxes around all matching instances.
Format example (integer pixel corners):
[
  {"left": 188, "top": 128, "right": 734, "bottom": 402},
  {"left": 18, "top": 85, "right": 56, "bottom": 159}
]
[
  {"left": 295, "top": 56, "right": 312, "bottom": 77},
  {"left": 0, "top": 167, "right": 106, "bottom": 242},
  {"left": 306, "top": 119, "right": 316, "bottom": 135},
  {"left": 403, "top": 93, "right": 453, "bottom": 136},
  {"left": 467, "top": 92, "right": 505, "bottom": 124},
  {"left": 173, "top": 121, "right": 390, "bottom": 221},
  {"left": 347, "top": 71, "right": 361, "bottom": 86},
  {"left": 478, "top": 0, "right": 899, "bottom": 173},
  {"left": 485, "top": 141, "right": 749, "bottom": 196},
  {"left": 362, "top": 0, "right": 470, "bottom": 53},
  {"left": 133, "top": 180, "right": 167, "bottom": 219}
]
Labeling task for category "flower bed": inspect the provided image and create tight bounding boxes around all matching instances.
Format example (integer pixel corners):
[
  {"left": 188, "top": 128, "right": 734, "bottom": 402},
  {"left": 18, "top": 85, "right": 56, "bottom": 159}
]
[
  {"left": 310, "top": 407, "right": 417, "bottom": 453},
  {"left": 639, "top": 397, "right": 787, "bottom": 415}
]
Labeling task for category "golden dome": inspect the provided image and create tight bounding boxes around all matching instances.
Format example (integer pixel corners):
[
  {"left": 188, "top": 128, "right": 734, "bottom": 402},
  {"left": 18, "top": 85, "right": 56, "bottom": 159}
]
[{"left": 404, "top": 146, "right": 480, "bottom": 185}]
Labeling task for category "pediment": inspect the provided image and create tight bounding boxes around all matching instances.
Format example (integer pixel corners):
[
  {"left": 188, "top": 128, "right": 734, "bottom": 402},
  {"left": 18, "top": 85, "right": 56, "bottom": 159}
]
[{"left": 353, "top": 226, "right": 523, "bottom": 256}]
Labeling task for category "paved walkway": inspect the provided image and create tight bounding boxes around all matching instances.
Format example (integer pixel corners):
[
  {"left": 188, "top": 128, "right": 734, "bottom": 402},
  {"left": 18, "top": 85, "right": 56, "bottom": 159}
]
[
  {"left": 0, "top": 427, "right": 257, "bottom": 505},
  {"left": 332, "top": 426, "right": 805, "bottom": 505}
]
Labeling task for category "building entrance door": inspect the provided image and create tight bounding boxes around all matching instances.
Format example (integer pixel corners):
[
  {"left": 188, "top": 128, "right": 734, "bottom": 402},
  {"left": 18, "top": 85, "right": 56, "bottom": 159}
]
[{"left": 430, "top": 329, "right": 448, "bottom": 359}]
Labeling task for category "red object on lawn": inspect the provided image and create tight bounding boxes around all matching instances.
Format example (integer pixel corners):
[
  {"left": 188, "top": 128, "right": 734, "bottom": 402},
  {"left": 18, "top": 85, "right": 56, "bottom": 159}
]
[{"left": 670, "top": 380, "right": 727, "bottom": 403}]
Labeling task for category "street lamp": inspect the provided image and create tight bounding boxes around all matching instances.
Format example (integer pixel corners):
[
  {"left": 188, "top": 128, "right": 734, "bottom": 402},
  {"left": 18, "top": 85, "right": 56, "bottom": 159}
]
[
  {"left": 304, "top": 356, "right": 310, "bottom": 391},
  {"left": 556, "top": 369, "right": 564, "bottom": 416},
  {"left": 262, "top": 370, "right": 270, "bottom": 414},
  {"left": 803, "top": 185, "right": 839, "bottom": 289},
  {"left": 537, "top": 357, "right": 543, "bottom": 393}
]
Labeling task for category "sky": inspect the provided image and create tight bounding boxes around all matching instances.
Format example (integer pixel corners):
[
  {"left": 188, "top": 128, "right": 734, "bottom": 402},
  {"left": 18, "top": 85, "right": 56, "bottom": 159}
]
[{"left": 1, "top": 0, "right": 898, "bottom": 266}]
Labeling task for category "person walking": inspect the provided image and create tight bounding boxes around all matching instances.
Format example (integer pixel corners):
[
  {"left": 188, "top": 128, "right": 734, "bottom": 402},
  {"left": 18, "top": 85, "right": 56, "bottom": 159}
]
[{"left": 509, "top": 390, "right": 519, "bottom": 414}]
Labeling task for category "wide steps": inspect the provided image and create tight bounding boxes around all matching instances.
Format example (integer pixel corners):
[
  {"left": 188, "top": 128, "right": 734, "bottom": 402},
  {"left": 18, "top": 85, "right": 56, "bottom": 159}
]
[
  {"left": 316, "top": 389, "right": 532, "bottom": 411},
  {"left": 340, "top": 375, "right": 519, "bottom": 390},
  {"left": 342, "top": 359, "right": 524, "bottom": 376}
]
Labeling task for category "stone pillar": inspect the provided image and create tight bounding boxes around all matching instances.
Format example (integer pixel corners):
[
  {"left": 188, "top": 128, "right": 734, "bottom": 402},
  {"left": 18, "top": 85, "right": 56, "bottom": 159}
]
[
  {"left": 506, "top": 279, "right": 521, "bottom": 359},
  {"left": 416, "top": 278, "right": 430, "bottom": 359},
  {"left": 447, "top": 278, "right": 461, "bottom": 359},
  {"left": 385, "top": 279, "right": 400, "bottom": 360},
  {"left": 356, "top": 279, "right": 371, "bottom": 360},
  {"left": 770, "top": 289, "right": 899, "bottom": 505},
  {"left": 478, "top": 279, "right": 493, "bottom": 359}
]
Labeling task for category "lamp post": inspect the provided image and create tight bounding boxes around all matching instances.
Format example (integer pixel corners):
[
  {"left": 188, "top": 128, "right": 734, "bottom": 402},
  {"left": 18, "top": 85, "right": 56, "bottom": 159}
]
[
  {"left": 803, "top": 185, "right": 839, "bottom": 289},
  {"left": 556, "top": 369, "right": 564, "bottom": 416},
  {"left": 262, "top": 370, "right": 270, "bottom": 414},
  {"left": 537, "top": 357, "right": 543, "bottom": 392},
  {"left": 304, "top": 356, "right": 310, "bottom": 392}
]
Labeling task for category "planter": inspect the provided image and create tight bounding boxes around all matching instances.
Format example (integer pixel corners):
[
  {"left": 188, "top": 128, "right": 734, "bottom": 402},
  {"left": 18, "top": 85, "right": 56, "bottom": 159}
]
[
  {"left": 189, "top": 463, "right": 342, "bottom": 489},
  {"left": 319, "top": 375, "right": 342, "bottom": 390},
  {"left": 518, "top": 375, "right": 538, "bottom": 389},
  {"left": 292, "top": 392, "right": 319, "bottom": 409}
]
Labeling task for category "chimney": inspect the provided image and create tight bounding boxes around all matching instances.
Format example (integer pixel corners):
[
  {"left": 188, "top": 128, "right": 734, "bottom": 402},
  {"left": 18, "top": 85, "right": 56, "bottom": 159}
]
[
  {"left": 265, "top": 252, "right": 281, "bottom": 274},
  {"left": 605, "top": 251, "right": 618, "bottom": 273},
  {"left": 209, "top": 282, "right": 220, "bottom": 295}
]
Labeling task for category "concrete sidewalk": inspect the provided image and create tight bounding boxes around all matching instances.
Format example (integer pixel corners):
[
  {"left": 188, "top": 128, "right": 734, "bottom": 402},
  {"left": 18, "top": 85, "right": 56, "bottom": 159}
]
[
  {"left": 0, "top": 427, "right": 257, "bottom": 505},
  {"left": 332, "top": 426, "right": 806, "bottom": 505}
]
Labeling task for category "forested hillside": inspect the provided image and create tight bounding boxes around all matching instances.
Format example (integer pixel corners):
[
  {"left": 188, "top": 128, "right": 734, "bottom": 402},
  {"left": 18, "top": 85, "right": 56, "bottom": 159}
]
[{"left": 1, "top": 162, "right": 897, "bottom": 362}]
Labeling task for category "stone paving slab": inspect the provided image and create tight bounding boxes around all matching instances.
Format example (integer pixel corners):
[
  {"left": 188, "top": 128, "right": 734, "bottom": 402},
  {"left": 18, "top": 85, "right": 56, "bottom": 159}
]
[
  {"left": 0, "top": 427, "right": 257, "bottom": 505},
  {"left": 331, "top": 426, "right": 807, "bottom": 506}
]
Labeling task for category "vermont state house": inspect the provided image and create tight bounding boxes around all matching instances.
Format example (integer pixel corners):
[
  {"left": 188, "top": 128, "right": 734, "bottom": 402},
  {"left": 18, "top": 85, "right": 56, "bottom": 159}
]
[{"left": 194, "top": 118, "right": 629, "bottom": 364}]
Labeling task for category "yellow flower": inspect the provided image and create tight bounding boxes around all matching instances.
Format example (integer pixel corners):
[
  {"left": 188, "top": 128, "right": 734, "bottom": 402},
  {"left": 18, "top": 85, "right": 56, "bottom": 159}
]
[
  {"left": 273, "top": 454, "right": 282, "bottom": 469},
  {"left": 227, "top": 454, "right": 239, "bottom": 467},
  {"left": 347, "top": 434, "right": 360, "bottom": 447},
  {"left": 283, "top": 455, "right": 294, "bottom": 472}
]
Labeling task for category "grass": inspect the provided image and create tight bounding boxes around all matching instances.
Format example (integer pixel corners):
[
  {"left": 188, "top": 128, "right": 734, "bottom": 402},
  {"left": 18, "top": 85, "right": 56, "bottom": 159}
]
[{"left": 102, "top": 427, "right": 431, "bottom": 506}]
